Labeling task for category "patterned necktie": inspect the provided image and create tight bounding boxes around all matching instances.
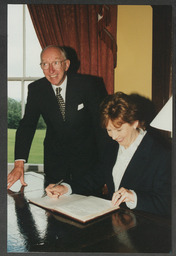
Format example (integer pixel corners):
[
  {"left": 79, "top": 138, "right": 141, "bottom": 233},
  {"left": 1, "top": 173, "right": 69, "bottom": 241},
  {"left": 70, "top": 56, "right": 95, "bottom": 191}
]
[{"left": 56, "top": 87, "right": 65, "bottom": 120}]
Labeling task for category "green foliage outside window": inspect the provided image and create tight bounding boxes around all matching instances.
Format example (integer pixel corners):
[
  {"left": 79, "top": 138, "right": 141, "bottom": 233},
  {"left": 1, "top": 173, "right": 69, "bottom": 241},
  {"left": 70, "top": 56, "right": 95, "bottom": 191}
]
[
  {"left": 8, "top": 98, "right": 21, "bottom": 129},
  {"left": 8, "top": 98, "right": 46, "bottom": 129}
]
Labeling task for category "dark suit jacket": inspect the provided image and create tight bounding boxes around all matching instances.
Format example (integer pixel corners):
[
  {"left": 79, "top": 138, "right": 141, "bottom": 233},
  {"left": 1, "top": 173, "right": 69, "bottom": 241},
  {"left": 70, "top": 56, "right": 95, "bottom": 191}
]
[
  {"left": 15, "top": 73, "right": 107, "bottom": 184},
  {"left": 71, "top": 133, "right": 171, "bottom": 216}
]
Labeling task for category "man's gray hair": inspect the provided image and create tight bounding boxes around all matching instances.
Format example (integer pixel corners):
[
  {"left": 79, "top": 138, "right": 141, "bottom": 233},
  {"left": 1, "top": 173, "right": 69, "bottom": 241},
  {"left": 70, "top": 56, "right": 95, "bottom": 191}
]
[{"left": 40, "top": 45, "right": 68, "bottom": 61}]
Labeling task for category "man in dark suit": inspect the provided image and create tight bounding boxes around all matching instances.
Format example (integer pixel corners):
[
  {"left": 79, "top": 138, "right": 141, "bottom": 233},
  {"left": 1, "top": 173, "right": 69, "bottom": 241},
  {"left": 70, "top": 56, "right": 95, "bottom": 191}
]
[{"left": 7, "top": 45, "right": 107, "bottom": 189}]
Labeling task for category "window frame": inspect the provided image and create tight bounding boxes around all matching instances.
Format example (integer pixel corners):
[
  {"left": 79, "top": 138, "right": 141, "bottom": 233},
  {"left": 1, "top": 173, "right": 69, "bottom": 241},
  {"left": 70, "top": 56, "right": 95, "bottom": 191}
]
[
  {"left": 8, "top": 5, "right": 44, "bottom": 168},
  {"left": 8, "top": 5, "right": 42, "bottom": 117}
]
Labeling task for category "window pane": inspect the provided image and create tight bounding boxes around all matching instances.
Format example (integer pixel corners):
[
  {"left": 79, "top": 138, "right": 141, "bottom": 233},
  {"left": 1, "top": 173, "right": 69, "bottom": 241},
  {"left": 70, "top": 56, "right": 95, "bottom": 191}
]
[
  {"left": 8, "top": 81, "right": 21, "bottom": 102},
  {"left": 25, "top": 6, "right": 43, "bottom": 77},
  {"left": 8, "top": 81, "right": 22, "bottom": 131},
  {"left": 8, "top": 5, "right": 23, "bottom": 77}
]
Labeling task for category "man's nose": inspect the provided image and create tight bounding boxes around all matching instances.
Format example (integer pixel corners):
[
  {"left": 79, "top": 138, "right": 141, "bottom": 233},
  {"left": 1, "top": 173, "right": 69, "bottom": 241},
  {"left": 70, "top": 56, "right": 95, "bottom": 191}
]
[{"left": 49, "top": 63, "right": 54, "bottom": 73}]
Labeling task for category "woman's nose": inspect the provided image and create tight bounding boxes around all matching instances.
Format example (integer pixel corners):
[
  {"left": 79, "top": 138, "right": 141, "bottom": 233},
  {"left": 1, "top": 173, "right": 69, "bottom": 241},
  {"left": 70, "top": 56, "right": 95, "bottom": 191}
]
[{"left": 111, "top": 130, "right": 118, "bottom": 140}]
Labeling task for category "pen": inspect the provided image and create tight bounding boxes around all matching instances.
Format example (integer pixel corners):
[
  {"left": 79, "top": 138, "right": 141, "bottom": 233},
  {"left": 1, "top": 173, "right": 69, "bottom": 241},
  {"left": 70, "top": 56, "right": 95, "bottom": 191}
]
[{"left": 41, "top": 179, "right": 64, "bottom": 198}]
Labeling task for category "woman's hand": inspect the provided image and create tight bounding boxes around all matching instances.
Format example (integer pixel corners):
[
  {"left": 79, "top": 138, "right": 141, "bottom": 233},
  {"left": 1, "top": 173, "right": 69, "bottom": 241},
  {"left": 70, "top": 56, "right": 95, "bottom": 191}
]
[
  {"left": 45, "top": 184, "right": 68, "bottom": 198},
  {"left": 112, "top": 187, "right": 135, "bottom": 206}
]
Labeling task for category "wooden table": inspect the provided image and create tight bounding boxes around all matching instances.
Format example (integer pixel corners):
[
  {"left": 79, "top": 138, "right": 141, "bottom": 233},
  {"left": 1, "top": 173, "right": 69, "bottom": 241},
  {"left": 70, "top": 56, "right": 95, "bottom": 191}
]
[{"left": 7, "top": 172, "right": 171, "bottom": 253}]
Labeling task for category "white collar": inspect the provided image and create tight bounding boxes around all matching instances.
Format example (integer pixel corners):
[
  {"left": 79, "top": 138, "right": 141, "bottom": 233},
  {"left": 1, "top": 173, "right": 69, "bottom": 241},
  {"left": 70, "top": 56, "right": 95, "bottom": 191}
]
[
  {"left": 119, "top": 129, "right": 147, "bottom": 154},
  {"left": 52, "top": 76, "right": 67, "bottom": 91},
  {"left": 51, "top": 76, "right": 67, "bottom": 101}
]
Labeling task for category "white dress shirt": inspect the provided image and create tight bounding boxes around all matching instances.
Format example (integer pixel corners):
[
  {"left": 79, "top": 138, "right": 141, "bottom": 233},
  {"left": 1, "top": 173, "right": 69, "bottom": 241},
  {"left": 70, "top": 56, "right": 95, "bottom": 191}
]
[
  {"left": 52, "top": 76, "right": 67, "bottom": 101},
  {"left": 112, "top": 129, "right": 147, "bottom": 209}
]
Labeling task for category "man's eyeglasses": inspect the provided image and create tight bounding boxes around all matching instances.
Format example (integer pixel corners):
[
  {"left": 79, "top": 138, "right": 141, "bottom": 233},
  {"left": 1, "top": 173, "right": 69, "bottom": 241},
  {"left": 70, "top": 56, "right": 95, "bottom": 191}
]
[{"left": 40, "top": 60, "right": 67, "bottom": 70}]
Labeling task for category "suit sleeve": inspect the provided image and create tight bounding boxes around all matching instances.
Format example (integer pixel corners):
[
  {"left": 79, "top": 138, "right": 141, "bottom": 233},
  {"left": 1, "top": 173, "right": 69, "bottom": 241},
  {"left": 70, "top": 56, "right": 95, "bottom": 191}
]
[
  {"left": 15, "top": 83, "right": 41, "bottom": 162},
  {"left": 135, "top": 148, "right": 171, "bottom": 216}
]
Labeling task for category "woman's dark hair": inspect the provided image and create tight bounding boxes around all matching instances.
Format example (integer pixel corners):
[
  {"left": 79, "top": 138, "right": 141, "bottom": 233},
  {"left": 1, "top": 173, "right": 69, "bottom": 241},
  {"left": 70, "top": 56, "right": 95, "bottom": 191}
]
[{"left": 100, "top": 92, "right": 147, "bottom": 130}]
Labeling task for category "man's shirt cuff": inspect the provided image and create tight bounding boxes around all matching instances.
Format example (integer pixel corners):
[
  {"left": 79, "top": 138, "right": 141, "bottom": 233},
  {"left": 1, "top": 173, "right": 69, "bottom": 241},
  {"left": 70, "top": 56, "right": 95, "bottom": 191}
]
[{"left": 15, "top": 159, "right": 26, "bottom": 163}]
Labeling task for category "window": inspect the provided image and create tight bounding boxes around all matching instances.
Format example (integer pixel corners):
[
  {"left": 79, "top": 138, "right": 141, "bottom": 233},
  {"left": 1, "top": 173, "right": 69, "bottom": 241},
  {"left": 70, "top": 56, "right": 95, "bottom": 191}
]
[{"left": 8, "top": 4, "right": 45, "bottom": 165}]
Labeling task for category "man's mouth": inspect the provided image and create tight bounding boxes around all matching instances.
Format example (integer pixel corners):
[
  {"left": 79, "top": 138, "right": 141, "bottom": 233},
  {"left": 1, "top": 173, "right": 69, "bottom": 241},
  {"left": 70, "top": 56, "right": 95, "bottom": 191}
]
[{"left": 50, "top": 75, "right": 58, "bottom": 78}]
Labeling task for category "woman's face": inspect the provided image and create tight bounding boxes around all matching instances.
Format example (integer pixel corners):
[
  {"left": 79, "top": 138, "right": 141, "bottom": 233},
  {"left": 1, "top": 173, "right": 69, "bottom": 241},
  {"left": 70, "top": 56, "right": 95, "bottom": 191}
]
[{"left": 106, "top": 119, "right": 139, "bottom": 149}]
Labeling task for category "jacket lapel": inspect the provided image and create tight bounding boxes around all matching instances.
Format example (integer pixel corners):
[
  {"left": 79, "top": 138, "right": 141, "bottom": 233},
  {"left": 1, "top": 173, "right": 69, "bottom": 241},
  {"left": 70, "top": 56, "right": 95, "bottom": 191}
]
[{"left": 119, "top": 133, "right": 153, "bottom": 188}]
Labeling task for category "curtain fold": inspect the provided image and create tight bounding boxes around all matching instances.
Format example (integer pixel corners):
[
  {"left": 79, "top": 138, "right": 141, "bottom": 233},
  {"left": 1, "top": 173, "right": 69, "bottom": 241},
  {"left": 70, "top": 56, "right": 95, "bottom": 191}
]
[{"left": 28, "top": 4, "right": 117, "bottom": 94}]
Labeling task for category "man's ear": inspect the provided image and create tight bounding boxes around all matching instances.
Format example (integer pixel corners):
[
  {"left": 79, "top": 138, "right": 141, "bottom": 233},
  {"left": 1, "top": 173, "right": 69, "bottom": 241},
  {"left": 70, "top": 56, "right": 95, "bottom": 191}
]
[{"left": 65, "top": 59, "right": 70, "bottom": 71}]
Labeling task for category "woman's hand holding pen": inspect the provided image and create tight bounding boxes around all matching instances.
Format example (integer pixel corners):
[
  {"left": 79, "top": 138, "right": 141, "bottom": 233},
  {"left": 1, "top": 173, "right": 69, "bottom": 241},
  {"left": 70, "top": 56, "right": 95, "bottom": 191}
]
[
  {"left": 45, "top": 184, "right": 68, "bottom": 198},
  {"left": 112, "top": 187, "right": 135, "bottom": 206}
]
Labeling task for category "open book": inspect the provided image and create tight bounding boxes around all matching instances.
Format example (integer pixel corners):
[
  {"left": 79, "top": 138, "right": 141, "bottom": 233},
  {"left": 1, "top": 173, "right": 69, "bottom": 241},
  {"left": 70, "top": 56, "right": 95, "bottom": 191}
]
[{"left": 28, "top": 194, "right": 119, "bottom": 223}]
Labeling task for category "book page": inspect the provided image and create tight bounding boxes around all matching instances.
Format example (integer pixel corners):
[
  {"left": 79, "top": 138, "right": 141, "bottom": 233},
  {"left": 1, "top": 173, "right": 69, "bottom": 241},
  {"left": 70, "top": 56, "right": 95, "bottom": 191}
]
[
  {"left": 56, "top": 196, "right": 119, "bottom": 222},
  {"left": 56, "top": 196, "right": 113, "bottom": 216}
]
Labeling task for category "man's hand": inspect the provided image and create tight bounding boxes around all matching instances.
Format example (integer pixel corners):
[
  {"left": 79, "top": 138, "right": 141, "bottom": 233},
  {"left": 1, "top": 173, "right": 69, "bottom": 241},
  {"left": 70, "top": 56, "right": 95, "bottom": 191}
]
[
  {"left": 7, "top": 160, "right": 27, "bottom": 189},
  {"left": 45, "top": 184, "right": 68, "bottom": 198}
]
